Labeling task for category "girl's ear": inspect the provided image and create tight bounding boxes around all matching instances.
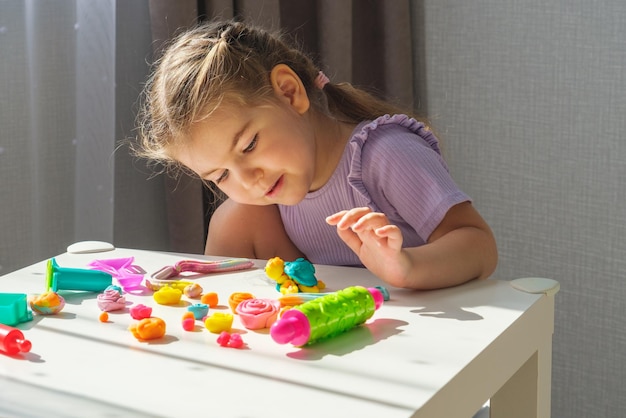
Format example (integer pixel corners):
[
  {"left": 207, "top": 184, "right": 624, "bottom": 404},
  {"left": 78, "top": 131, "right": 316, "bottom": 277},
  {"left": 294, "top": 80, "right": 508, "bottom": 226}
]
[{"left": 270, "top": 64, "right": 310, "bottom": 114}]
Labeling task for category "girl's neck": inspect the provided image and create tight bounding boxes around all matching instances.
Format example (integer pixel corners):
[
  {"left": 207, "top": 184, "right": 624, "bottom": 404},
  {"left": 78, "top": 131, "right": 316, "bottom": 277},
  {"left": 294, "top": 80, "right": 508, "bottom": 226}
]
[{"left": 310, "top": 112, "right": 357, "bottom": 191}]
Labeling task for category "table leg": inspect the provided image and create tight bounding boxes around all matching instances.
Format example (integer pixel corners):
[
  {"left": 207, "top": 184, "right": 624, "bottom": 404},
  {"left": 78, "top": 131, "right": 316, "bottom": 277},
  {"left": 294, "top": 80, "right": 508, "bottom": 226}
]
[{"left": 489, "top": 338, "right": 552, "bottom": 418}]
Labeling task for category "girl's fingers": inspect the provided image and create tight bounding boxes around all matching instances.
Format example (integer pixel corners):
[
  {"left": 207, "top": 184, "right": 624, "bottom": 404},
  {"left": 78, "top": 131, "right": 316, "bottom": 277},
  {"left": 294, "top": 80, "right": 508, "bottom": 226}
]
[
  {"left": 327, "top": 209, "right": 392, "bottom": 235},
  {"left": 326, "top": 207, "right": 371, "bottom": 228},
  {"left": 325, "top": 210, "right": 349, "bottom": 225},
  {"left": 374, "top": 225, "right": 403, "bottom": 251},
  {"left": 327, "top": 208, "right": 400, "bottom": 254},
  {"left": 334, "top": 224, "right": 364, "bottom": 254},
  {"left": 351, "top": 212, "right": 390, "bottom": 232}
]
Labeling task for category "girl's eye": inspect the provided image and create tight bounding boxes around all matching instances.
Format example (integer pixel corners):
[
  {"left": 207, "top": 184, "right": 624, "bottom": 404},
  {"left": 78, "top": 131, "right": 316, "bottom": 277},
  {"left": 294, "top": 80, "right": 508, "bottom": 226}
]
[
  {"left": 215, "top": 169, "right": 229, "bottom": 184},
  {"left": 243, "top": 135, "right": 258, "bottom": 153},
  {"left": 213, "top": 135, "right": 256, "bottom": 184}
]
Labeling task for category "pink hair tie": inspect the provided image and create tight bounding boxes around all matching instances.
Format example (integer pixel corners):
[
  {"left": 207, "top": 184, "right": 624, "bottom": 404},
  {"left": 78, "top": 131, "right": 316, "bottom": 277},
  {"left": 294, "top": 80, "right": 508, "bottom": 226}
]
[{"left": 314, "top": 71, "right": 330, "bottom": 89}]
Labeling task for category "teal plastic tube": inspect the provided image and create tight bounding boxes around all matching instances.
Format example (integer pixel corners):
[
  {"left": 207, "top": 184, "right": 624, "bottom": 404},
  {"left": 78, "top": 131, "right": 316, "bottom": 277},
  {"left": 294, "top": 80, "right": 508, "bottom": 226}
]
[{"left": 46, "top": 258, "right": 112, "bottom": 292}]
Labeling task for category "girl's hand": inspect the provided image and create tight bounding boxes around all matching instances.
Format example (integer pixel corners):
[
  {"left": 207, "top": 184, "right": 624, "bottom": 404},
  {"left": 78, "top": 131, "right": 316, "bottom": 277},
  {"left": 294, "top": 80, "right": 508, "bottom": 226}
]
[
  {"left": 326, "top": 207, "right": 411, "bottom": 286},
  {"left": 327, "top": 202, "right": 498, "bottom": 289}
]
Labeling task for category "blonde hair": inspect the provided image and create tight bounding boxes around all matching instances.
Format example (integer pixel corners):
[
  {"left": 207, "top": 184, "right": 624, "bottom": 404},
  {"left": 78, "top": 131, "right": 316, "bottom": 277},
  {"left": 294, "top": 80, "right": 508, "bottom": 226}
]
[{"left": 134, "top": 19, "right": 426, "bottom": 175}]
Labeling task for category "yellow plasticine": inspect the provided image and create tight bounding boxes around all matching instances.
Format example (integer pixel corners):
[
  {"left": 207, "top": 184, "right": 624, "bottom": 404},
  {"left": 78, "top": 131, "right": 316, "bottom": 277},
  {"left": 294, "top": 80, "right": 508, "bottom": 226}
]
[
  {"left": 294, "top": 283, "right": 319, "bottom": 293},
  {"left": 265, "top": 257, "right": 324, "bottom": 294},
  {"left": 153, "top": 286, "right": 182, "bottom": 305},
  {"left": 264, "top": 257, "right": 287, "bottom": 282},
  {"left": 146, "top": 279, "right": 195, "bottom": 292},
  {"left": 204, "top": 312, "right": 234, "bottom": 334},
  {"left": 279, "top": 280, "right": 299, "bottom": 295}
]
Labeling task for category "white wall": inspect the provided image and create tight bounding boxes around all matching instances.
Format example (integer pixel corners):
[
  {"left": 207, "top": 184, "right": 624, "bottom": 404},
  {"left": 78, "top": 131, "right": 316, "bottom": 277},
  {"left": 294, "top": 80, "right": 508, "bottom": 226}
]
[{"left": 417, "top": 1, "right": 626, "bottom": 416}]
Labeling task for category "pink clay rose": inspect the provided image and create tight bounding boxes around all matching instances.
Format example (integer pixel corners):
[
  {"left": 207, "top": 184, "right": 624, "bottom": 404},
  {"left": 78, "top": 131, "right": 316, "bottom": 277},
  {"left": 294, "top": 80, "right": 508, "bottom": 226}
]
[
  {"left": 97, "top": 289, "right": 126, "bottom": 312},
  {"left": 236, "top": 298, "right": 280, "bottom": 330}
]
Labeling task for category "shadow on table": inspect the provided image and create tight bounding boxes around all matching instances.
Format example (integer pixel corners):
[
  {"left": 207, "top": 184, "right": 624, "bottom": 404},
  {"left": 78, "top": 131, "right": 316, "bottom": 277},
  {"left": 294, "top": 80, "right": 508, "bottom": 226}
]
[
  {"left": 286, "top": 318, "right": 407, "bottom": 360},
  {"left": 409, "top": 304, "right": 483, "bottom": 321}
]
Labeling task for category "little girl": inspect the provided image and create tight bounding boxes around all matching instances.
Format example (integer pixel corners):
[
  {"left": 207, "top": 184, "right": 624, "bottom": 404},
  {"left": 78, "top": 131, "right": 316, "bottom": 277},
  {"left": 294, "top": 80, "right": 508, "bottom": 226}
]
[{"left": 135, "top": 20, "right": 497, "bottom": 290}]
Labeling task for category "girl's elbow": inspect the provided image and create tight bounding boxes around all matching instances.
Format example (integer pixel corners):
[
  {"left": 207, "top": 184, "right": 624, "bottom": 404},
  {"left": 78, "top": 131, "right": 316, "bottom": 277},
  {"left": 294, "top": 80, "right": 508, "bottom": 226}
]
[{"left": 479, "top": 235, "right": 499, "bottom": 279}]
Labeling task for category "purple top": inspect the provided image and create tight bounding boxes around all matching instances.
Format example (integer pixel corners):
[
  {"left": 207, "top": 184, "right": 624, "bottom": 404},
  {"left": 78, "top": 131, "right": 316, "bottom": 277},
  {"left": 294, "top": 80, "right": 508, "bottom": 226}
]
[{"left": 278, "top": 114, "right": 470, "bottom": 266}]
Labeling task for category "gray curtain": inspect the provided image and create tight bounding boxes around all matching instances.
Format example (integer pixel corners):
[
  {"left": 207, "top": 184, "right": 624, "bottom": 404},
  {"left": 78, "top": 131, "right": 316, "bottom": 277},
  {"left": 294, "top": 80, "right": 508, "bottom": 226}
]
[
  {"left": 0, "top": 1, "right": 119, "bottom": 272},
  {"left": 0, "top": 0, "right": 169, "bottom": 274},
  {"left": 1, "top": 1, "right": 79, "bottom": 272}
]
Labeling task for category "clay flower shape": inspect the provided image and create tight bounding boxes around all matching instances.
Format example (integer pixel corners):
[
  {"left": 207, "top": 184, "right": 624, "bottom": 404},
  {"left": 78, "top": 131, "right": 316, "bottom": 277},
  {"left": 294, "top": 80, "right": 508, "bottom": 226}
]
[
  {"left": 228, "top": 292, "right": 255, "bottom": 313},
  {"left": 236, "top": 298, "right": 280, "bottom": 330},
  {"left": 97, "top": 288, "right": 126, "bottom": 312},
  {"left": 204, "top": 312, "right": 234, "bottom": 334}
]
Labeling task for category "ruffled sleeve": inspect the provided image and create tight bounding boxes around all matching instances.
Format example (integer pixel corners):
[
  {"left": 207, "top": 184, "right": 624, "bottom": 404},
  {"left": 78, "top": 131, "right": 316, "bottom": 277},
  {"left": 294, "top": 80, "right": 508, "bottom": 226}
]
[{"left": 346, "top": 114, "right": 470, "bottom": 242}]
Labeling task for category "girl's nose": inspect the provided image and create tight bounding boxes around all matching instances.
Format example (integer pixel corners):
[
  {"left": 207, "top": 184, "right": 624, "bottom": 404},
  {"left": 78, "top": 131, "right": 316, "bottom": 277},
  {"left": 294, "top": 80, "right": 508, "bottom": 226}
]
[{"left": 238, "top": 166, "right": 263, "bottom": 190}]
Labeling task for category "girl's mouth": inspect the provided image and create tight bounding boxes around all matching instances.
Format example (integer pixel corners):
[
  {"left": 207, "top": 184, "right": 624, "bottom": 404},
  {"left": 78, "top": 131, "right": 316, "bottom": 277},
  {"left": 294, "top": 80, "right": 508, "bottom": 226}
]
[{"left": 266, "top": 175, "right": 283, "bottom": 198}]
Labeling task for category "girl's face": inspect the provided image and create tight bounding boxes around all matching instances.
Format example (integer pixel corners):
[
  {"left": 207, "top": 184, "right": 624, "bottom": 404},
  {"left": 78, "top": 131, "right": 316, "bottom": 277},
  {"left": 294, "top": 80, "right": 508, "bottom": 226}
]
[{"left": 174, "top": 100, "right": 318, "bottom": 206}]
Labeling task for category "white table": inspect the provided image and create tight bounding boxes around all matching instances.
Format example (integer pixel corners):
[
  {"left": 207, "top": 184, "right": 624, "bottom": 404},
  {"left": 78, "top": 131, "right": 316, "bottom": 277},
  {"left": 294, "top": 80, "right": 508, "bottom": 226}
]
[{"left": 0, "top": 248, "right": 558, "bottom": 418}]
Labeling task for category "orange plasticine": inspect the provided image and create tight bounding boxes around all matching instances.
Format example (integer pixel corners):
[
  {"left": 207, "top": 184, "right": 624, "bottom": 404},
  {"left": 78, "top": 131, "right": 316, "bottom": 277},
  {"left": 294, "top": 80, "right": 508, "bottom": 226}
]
[
  {"left": 129, "top": 317, "right": 166, "bottom": 341},
  {"left": 99, "top": 311, "right": 109, "bottom": 322},
  {"left": 201, "top": 292, "right": 219, "bottom": 308},
  {"left": 228, "top": 292, "right": 254, "bottom": 313},
  {"left": 181, "top": 311, "right": 195, "bottom": 321}
]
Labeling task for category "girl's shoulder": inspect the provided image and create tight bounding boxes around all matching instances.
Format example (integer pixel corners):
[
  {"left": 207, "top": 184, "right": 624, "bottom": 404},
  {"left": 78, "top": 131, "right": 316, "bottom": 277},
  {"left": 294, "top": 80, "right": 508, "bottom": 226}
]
[
  {"left": 345, "top": 113, "right": 451, "bottom": 194},
  {"left": 350, "top": 114, "right": 441, "bottom": 156}
]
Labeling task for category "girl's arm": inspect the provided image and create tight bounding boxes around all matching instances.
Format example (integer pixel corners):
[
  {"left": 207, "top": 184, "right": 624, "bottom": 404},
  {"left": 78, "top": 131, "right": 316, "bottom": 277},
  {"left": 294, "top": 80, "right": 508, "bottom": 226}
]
[
  {"left": 326, "top": 201, "right": 498, "bottom": 289},
  {"left": 206, "top": 199, "right": 305, "bottom": 261}
]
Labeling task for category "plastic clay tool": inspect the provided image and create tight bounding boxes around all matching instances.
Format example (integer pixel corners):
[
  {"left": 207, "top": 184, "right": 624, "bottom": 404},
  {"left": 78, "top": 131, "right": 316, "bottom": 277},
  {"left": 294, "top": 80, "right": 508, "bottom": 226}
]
[
  {"left": 278, "top": 292, "right": 337, "bottom": 307},
  {"left": 151, "top": 258, "right": 254, "bottom": 280},
  {"left": 0, "top": 293, "right": 33, "bottom": 326},
  {"left": 88, "top": 257, "right": 144, "bottom": 290},
  {"left": 270, "top": 286, "right": 383, "bottom": 346},
  {"left": 0, "top": 324, "right": 32, "bottom": 355},
  {"left": 278, "top": 285, "right": 390, "bottom": 307},
  {"left": 46, "top": 258, "right": 112, "bottom": 292}
]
